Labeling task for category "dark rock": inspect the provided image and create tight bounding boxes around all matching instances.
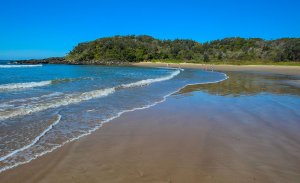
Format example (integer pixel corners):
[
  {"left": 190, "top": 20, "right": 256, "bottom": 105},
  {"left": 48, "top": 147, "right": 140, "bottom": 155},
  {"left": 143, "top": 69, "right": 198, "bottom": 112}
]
[
  {"left": 12, "top": 57, "right": 67, "bottom": 65},
  {"left": 12, "top": 57, "right": 131, "bottom": 66}
]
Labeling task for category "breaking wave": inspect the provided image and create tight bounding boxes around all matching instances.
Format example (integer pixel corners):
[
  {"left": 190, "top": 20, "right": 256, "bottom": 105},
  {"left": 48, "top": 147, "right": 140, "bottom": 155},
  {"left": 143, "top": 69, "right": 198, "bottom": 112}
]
[
  {"left": 0, "top": 64, "right": 42, "bottom": 68},
  {"left": 0, "top": 88, "right": 115, "bottom": 121},
  {"left": 0, "top": 77, "right": 93, "bottom": 91},
  {"left": 0, "top": 81, "right": 52, "bottom": 91},
  {"left": 119, "top": 70, "right": 180, "bottom": 88}
]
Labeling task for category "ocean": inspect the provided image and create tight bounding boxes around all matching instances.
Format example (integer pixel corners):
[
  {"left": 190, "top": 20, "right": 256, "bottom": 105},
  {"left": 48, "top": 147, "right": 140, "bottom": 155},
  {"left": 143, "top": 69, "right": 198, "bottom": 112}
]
[{"left": 0, "top": 61, "right": 227, "bottom": 172}]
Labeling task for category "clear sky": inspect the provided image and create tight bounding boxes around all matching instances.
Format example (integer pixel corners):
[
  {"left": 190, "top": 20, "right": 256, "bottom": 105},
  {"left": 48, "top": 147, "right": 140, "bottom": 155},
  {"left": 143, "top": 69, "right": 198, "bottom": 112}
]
[{"left": 0, "top": 0, "right": 299, "bottom": 60}]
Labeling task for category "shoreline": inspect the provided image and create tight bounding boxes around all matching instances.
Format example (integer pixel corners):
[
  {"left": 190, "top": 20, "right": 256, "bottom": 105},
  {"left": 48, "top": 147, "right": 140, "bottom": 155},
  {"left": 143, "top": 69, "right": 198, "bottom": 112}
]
[
  {"left": 0, "top": 69, "right": 229, "bottom": 174},
  {"left": 132, "top": 62, "right": 300, "bottom": 76},
  {"left": 6, "top": 59, "right": 300, "bottom": 76}
]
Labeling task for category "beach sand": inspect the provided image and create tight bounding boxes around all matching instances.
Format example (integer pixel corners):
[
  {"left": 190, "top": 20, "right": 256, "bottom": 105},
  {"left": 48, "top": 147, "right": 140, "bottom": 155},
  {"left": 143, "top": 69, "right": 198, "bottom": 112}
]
[
  {"left": 1, "top": 67, "right": 300, "bottom": 183},
  {"left": 133, "top": 62, "right": 300, "bottom": 76}
]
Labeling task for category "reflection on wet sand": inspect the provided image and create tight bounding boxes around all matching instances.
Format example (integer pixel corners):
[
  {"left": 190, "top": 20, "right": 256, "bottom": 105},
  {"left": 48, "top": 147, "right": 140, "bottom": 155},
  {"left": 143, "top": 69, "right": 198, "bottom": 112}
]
[{"left": 177, "top": 71, "right": 300, "bottom": 96}]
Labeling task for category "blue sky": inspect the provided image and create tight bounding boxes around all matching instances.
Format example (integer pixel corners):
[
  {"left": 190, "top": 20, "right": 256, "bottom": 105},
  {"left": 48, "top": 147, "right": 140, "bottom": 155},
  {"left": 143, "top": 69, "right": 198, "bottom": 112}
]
[{"left": 0, "top": 0, "right": 299, "bottom": 60}]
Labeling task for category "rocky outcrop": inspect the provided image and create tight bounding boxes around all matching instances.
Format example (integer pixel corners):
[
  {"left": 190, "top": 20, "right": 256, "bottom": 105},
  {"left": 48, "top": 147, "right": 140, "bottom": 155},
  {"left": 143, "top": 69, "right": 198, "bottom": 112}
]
[
  {"left": 12, "top": 57, "right": 130, "bottom": 66},
  {"left": 12, "top": 57, "right": 67, "bottom": 65}
]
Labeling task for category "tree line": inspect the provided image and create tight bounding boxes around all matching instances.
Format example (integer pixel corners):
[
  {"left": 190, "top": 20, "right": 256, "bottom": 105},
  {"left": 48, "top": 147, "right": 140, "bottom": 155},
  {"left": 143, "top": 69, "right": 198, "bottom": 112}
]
[{"left": 66, "top": 35, "right": 300, "bottom": 63}]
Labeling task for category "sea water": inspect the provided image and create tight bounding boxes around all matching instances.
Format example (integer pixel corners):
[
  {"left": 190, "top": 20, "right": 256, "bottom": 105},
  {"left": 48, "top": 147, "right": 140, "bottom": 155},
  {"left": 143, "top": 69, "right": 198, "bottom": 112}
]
[{"left": 0, "top": 61, "right": 227, "bottom": 172}]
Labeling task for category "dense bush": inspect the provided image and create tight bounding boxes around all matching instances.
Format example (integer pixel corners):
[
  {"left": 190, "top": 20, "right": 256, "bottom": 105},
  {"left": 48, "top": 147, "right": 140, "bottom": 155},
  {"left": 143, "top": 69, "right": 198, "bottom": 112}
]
[{"left": 66, "top": 35, "right": 300, "bottom": 63}]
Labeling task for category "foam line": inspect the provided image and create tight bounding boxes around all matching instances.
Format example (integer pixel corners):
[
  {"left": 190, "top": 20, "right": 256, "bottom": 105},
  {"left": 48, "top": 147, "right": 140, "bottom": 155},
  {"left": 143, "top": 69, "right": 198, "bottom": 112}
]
[
  {"left": 0, "top": 88, "right": 115, "bottom": 120},
  {"left": 0, "top": 64, "right": 42, "bottom": 68},
  {"left": 119, "top": 69, "right": 180, "bottom": 88},
  {"left": 0, "top": 77, "right": 93, "bottom": 91},
  {"left": 0, "top": 114, "right": 61, "bottom": 162},
  {"left": 0, "top": 81, "right": 51, "bottom": 91}
]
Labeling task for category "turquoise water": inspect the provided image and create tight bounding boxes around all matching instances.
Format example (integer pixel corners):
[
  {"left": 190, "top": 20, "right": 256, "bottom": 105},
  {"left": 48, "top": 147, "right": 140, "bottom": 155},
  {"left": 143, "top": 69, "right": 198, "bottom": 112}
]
[{"left": 0, "top": 62, "right": 227, "bottom": 172}]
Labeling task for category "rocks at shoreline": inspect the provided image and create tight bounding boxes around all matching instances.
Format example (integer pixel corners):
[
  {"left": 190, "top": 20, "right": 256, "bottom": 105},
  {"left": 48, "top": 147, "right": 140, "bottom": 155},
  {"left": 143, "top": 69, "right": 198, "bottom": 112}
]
[
  {"left": 12, "top": 57, "right": 67, "bottom": 65},
  {"left": 11, "top": 57, "right": 130, "bottom": 66},
  {"left": 71, "top": 60, "right": 130, "bottom": 66}
]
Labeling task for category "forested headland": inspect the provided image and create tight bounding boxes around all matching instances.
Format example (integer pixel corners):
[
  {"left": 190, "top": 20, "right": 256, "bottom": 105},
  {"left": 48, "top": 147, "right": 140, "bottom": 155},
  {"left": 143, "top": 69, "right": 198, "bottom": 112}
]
[
  {"left": 15, "top": 35, "right": 300, "bottom": 65},
  {"left": 65, "top": 35, "right": 299, "bottom": 65}
]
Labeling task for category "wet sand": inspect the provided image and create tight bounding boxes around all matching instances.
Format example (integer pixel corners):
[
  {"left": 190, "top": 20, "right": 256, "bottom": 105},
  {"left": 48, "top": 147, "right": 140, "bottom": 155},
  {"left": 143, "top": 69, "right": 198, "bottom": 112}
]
[
  {"left": 133, "top": 62, "right": 300, "bottom": 76},
  {"left": 1, "top": 71, "right": 300, "bottom": 183}
]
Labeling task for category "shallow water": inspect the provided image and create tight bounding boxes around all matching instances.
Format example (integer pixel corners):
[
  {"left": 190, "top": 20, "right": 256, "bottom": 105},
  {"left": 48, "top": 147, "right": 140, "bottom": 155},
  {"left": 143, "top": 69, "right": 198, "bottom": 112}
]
[
  {"left": 0, "top": 62, "right": 227, "bottom": 172},
  {"left": 177, "top": 71, "right": 300, "bottom": 97},
  {"left": 167, "top": 71, "right": 300, "bottom": 182}
]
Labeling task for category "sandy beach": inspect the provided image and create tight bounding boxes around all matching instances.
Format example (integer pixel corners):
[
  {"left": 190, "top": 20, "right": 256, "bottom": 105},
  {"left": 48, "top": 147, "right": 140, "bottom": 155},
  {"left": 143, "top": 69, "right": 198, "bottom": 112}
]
[
  {"left": 133, "top": 62, "right": 300, "bottom": 76},
  {"left": 1, "top": 66, "right": 300, "bottom": 183}
]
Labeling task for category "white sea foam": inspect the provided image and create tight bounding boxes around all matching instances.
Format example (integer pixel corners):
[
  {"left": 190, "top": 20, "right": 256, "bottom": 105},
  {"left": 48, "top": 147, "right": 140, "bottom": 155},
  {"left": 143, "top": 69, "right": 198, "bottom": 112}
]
[
  {"left": 0, "top": 71, "right": 229, "bottom": 173},
  {"left": 0, "top": 81, "right": 51, "bottom": 91},
  {"left": 0, "top": 77, "right": 93, "bottom": 92},
  {"left": 0, "top": 88, "right": 115, "bottom": 121},
  {"left": 120, "top": 69, "right": 180, "bottom": 88},
  {"left": 0, "top": 114, "right": 61, "bottom": 162},
  {"left": 1, "top": 92, "right": 62, "bottom": 106},
  {"left": 0, "top": 64, "right": 42, "bottom": 68}
]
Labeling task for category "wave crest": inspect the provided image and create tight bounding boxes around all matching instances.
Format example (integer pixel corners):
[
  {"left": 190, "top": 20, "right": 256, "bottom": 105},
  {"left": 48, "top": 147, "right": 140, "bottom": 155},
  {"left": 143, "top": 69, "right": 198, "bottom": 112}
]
[
  {"left": 0, "top": 64, "right": 42, "bottom": 68},
  {"left": 0, "top": 88, "right": 115, "bottom": 121},
  {"left": 0, "top": 77, "right": 94, "bottom": 91},
  {"left": 0, "top": 81, "right": 51, "bottom": 91},
  {"left": 119, "top": 70, "right": 180, "bottom": 88}
]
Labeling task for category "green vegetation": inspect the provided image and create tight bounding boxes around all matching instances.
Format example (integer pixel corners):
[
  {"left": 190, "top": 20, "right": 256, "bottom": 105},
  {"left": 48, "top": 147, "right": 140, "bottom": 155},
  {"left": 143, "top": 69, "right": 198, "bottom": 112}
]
[
  {"left": 66, "top": 35, "right": 300, "bottom": 65},
  {"left": 149, "top": 60, "right": 300, "bottom": 66}
]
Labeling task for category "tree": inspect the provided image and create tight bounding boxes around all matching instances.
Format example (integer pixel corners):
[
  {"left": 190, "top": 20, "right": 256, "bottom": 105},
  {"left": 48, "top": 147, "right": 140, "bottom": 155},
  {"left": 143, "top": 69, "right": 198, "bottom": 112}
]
[{"left": 203, "top": 53, "right": 210, "bottom": 62}]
